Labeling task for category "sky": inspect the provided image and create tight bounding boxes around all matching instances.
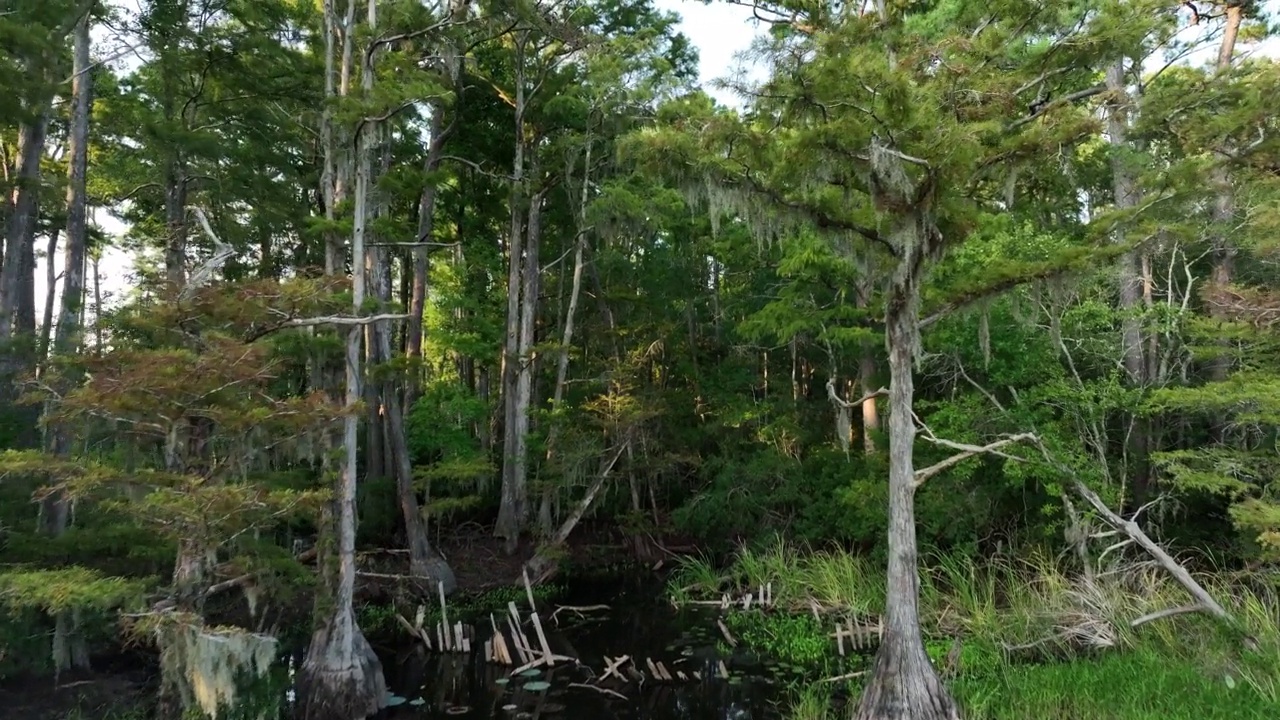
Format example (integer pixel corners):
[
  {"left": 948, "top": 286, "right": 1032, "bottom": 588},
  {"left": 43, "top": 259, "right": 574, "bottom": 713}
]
[{"left": 32, "top": 0, "right": 1280, "bottom": 325}]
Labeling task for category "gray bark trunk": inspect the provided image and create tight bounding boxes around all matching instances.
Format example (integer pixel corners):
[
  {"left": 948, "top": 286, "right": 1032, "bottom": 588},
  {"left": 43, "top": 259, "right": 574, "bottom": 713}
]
[
  {"left": 297, "top": 2, "right": 387, "bottom": 715},
  {"left": 496, "top": 39, "right": 529, "bottom": 553},
  {"left": 39, "top": 229, "right": 59, "bottom": 363},
  {"left": 539, "top": 141, "right": 592, "bottom": 533},
  {"left": 1, "top": 114, "right": 48, "bottom": 342},
  {"left": 321, "top": 0, "right": 340, "bottom": 274},
  {"left": 853, "top": 213, "right": 958, "bottom": 720},
  {"left": 1207, "top": 5, "right": 1243, "bottom": 385},
  {"left": 43, "top": 27, "right": 91, "bottom": 667},
  {"left": 1105, "top": 60, "right": 1151, "bottom": 504},
  {"left": 44, "top": 7, "right": 92, "bottom": 532}
]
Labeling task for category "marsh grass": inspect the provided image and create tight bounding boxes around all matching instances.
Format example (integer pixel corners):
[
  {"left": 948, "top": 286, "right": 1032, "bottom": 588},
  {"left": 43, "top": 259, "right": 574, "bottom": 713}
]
[{"left": 678, "top": 543, "right": 1280, "bottom": 720}]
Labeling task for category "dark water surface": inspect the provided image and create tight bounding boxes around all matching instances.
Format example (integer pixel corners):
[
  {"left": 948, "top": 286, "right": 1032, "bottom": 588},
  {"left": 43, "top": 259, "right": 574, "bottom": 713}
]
[{"left": 370, "top": 575, "right": 782, "bottom": 720}]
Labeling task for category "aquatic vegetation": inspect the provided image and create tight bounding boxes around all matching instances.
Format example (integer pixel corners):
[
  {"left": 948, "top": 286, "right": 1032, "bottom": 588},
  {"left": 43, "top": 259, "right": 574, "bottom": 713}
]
[{"left": 724, "top": 611, "right": 836, "bottom": 668}]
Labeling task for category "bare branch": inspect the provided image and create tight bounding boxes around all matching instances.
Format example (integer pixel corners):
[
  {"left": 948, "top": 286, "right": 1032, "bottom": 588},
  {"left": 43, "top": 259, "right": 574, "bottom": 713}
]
[
  {"left": 1130, "top": 604, "right": 1210, "bottom": 628},
  {"left": 280, "top": 313, "right": 410, "bottom": 329},
  {"left": 180, "top": 207, "right": 235, "bottom": 301},
  {"left": 913, "top": 433, "right": 1038, "bottom": 488},
  {"left": 826, "top": 379, "right": 887, "bottom": 409},
  {"left": 244, "top": 313, "right": 412, "bottom": 343}
]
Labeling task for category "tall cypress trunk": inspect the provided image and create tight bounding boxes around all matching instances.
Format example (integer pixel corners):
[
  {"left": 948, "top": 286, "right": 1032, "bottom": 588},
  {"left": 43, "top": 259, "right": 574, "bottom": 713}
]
[
  {"left": 44, "top": 10, "right": 93, "bottom": 675},
  {"left": 38, "top": 229, "right": 59, "bottom": 364},
  {"left": 321, "top": 0, "right": 340, "bottom": 274},
  {"left": 496, "top": 36, "right": 529, "bottom": 553},
  {"left": 1207, "top": 5, "right": 1243, "bottom": 388},
  {"left": 508, "top": 181, "right": 543, "bottom": 540},
  {"left": 539, "top": 141, "right": 592, "bottom": 533},
  {"left": 1105, "top": 60, "right": 1150, "bottom": 505},
  {"left": 854, "top": 216, "right": 958, "bottom": 720},
  {"left": 297, "top": 3, "right": 387, "bottom": 717},
  {"left": 1, "top": 113, "right": 49, "bottom": 343}
]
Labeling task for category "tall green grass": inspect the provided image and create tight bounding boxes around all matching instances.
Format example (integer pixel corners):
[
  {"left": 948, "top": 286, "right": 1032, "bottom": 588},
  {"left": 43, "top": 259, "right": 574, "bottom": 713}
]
[
  {"left": 675, "top": 543, "right": 1280, "bottom": 720},
  {"left": 672, "top": 543, "right": 1280, "bottom": 655},
  {"left": 789, "top": 650, "right": 1280, "bottom": 720}
]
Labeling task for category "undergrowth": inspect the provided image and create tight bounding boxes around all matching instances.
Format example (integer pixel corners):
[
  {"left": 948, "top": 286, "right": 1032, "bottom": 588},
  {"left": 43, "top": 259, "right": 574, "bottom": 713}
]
[{"left": 672, "top": 542, "right": 1280, "bottom": 720}]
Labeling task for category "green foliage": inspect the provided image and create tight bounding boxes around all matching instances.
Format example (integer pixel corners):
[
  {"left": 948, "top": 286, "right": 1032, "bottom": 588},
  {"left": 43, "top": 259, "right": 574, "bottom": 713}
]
[
  {"left": 0, "top": 567, "right": 150, "bottom": 615},
  {"left": 724, "top": 611, "right": 831, "bottom": 668}
]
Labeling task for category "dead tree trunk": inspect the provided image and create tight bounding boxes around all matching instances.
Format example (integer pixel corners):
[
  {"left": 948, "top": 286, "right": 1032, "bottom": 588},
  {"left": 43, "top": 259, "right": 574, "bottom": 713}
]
[{"left": 525, "top": 438, "right": 628, "bottom": 584}]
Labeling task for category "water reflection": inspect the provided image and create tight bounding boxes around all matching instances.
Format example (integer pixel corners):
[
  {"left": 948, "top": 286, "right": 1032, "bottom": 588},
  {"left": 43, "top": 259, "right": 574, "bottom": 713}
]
[{"left": 376, "top": 577, "right": 781, "bottom": 720}]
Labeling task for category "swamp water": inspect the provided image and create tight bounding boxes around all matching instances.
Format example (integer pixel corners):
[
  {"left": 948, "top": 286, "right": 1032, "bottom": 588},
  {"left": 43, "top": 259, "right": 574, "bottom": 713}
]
[{"left": 351, "top": 574, "right": 845, "bottom": 720}]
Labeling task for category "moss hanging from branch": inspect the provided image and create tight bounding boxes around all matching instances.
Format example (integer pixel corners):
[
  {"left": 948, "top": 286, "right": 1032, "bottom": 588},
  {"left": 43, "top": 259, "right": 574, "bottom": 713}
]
[{"left": 147, "top": 612, "right": 279, "bottom": 720}]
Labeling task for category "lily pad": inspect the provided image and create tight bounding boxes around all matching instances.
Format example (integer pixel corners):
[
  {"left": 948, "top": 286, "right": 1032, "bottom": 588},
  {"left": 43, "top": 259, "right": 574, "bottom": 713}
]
[
  {"left": 522, "top": 680, "right": 552, "bottom": 692},
  {"left": 409, "top": 698, "right": 426, "bottom": 706},
  {"left": 385, "top": 695, "right": 408, "bottom": 707},
  {"left": 495, "top": 678, "right": 510, "bottom": 685},
  {"left": 518, "top": 668, "right": 543, "bottom": 678}
]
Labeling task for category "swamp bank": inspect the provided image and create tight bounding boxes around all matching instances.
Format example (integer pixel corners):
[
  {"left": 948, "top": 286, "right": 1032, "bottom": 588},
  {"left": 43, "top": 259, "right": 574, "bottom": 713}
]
[{"left": 6, "top": 541, "right": 1279, "bottom": 720}]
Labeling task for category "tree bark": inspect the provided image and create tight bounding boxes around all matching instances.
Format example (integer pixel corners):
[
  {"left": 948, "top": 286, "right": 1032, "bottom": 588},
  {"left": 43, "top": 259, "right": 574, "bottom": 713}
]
[
  {"left": 1207, "top": 4, "right": 1243, "bottom": 388},
  {"left": 45, "top": 17, "right": 93, "bottom": 673},
  {"left": 38, "top": 229, "right": 59, "bottom": 363},
  {"left": 321, "top": 0, "right": 340, "bottom": 275},
  {"left": 496, "top": 36, "right": 529, "bottom": 553},
  {"left": 1, "top": 113, "right": 49, "bottom": 342},
  {"left": 1105, "top": 60, "right": 1150, "bottom": 505},
  {"left": 539, "top": 140, "right": 592, "bottom": 533},
  {"left": 297, "top": 2, "right": 387, "bottom": 716},
  {"left": 44, "top": 6, "right": 92, "bottom": 533},
  {"left": 857, "top": 271, "right": 879, "bottom": 454},
  {"left": 854, "top": 214, "right": 958, "bottom": 720}
]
